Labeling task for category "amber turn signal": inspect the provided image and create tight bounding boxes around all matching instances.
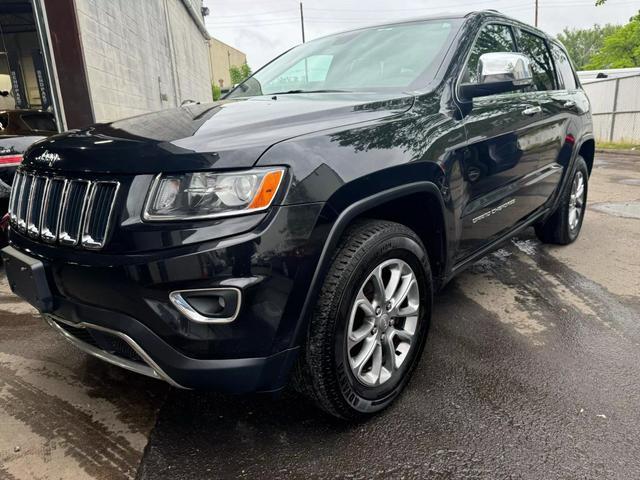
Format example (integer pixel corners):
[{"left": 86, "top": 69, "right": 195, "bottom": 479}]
[{"left": 249, "top": 169, "right": 284, "bottom": 209}]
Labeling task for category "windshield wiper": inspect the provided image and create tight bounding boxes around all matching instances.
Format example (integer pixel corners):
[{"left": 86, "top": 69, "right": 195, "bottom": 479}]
[{"left": 268, "top": 89, "right": 351, "bottom": 95}]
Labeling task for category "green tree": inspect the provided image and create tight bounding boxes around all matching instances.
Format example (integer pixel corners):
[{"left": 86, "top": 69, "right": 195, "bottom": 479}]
[
  {"left": 584, "top": 12, "right": 640, "bottom": 69},
  {"left": 212, "top": 83, "right": 221, "bottom": 101},
  {"left": 557, "top": 24, "right": 621, "bottom": 69},
  {"left": 229, "top": 62, "right": 252, "bottom": 85}
]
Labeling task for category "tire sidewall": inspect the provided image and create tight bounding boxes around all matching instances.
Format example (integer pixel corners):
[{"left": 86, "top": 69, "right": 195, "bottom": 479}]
[
  {"left": 565, "top": 157, "right": 589, "bottom": 242},
  {"left": 333, "top": 234, "right": 432, "bottom": 414}
]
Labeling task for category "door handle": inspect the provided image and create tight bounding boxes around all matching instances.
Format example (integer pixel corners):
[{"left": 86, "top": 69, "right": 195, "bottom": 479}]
[
  {"left": 522, "top": 106, "right": 542, "bottom": 116},
  {"left": 564, "top": 100, "right": 576, "bottom": 108}
]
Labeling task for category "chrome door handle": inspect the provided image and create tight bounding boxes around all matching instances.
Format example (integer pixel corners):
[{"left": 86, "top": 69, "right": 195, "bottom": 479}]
[
  {"left": 564, "top": 100, "right": 576, "bottom": 108},
  {"left": 522, "top": 106, "right": 542, "bottom": 116}
]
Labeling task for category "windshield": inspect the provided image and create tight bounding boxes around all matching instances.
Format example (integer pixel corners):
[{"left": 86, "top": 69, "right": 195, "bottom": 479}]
[{"left": 228, "top": 19, "right": 461, "bottom": 98}]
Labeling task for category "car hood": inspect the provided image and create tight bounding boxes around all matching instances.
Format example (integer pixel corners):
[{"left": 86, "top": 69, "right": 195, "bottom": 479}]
[
  {"left": 0, "top": 135, "right": 47, "bottom": 154},
  {"left": 23, "top": 93, "right": 414, "bottom": 174}
]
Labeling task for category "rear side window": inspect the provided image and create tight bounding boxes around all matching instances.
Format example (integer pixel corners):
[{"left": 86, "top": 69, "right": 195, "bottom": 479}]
[
  {"left": 550, "top": 43, "right": 578, "bottom": 90},
  {"left": 463, "top": 24, "right": 517, "bottom": 84},
  {"left": 518, "top": 31, "right": 556, "bottom": 91},
  {"left": 21, "top": 113, "right": 56, "bottom": 132}
]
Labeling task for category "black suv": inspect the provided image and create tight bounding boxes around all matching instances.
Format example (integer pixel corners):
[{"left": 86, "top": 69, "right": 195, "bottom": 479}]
[{"left": 3, "top": 11, "right": 593, "bottom": 419}]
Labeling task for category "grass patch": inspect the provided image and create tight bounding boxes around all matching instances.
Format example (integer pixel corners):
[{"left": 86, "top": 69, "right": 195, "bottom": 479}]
[{"left": 597, "top": 141, "right": 640, "bottom": 151}]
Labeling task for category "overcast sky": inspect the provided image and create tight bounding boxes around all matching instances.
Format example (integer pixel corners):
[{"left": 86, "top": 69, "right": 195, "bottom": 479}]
[{"left": 203, "top": 0, "right": 639, "bottom": 70}]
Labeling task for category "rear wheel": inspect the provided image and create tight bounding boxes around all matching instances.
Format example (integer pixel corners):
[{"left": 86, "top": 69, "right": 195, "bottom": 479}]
[
  {"left": 535, "top": 156, "right": 589, "bottom": 245},
  {"left": 293, "top": 220, "right": 432, "bottom": 420}
]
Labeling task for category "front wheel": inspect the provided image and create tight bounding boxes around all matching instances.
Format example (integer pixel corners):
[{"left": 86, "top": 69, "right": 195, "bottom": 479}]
[
  {"left": 293, "top": 220, "right": 432, "bottom": 420},
  {"left": 535, "top": 156, "right": 589, "bottom": 245}
]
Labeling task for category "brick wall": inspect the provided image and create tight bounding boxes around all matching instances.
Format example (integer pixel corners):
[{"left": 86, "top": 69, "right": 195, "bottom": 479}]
[{"left": 74, "top": 0, "right": 210, "bottom": 123}]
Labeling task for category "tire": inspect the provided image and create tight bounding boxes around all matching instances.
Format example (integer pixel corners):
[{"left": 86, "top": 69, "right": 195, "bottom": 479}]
[
  {"left": 535, "top": 156, "right": 589, "bottom": 245},
  {"left": 293, "top": 219, "right": 432, "bottom": 420}
]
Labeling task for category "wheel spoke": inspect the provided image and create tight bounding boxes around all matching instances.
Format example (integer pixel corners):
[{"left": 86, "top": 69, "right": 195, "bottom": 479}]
[
  {"left": 348, "top": 322, "right": 373, "bottom": 349},
  {"left": 382, "top": 333, "right": 398, "bottom": 372},
  {"left": 370, "top": 266, "right": 387, "bottom": 304},
  {"left": 384, "top": 266, "right": 402, "bottom": 301},
  {"left": 391, "top": 276, "right": 416, "bottom": 312},
  {"left": 394, "top": 328, "right": 414, "bottom": 343},
  {"left": 369, "top": 343, "right": 383, "bottom": 384},
  {"left": 352, "top": 336, "right": 376, "bottom": 372},
  {"left": 397, "top": 302, "right": 419, "bottom": 317},
  {"left": 355, "top": 291, "right": 376, "bottom": 317}
]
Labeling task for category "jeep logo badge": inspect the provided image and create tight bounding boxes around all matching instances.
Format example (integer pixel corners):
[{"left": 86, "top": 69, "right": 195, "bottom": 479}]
[{"left": 34, "top": 150, "right": 61, "bottom": 166}]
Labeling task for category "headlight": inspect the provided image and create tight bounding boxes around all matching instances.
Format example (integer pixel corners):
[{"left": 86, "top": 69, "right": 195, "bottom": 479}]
[{"left": 144, "top": 168, "right": 285, "bottom": 221}]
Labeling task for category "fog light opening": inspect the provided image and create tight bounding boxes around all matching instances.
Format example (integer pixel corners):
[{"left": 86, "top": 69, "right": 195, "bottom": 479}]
[{"left": 169, "top": 288, "right": 241, "bottom": 324}]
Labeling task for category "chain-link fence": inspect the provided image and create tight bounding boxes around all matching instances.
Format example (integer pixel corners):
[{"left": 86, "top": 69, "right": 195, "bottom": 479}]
[{"left": 582, "top": 74, "right": 640, "bottom": 144}]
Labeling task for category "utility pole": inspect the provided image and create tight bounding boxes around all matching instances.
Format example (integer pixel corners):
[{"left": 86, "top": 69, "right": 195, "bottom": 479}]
[
  {"left": 534, "top": 0, "right": 539, "bottom": 27},
  {"left": 300, "top": 2, "right": 306, "bottom": 43}
]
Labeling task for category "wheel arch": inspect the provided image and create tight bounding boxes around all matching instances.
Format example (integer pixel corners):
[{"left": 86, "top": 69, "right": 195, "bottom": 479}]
[
  {"left": 578, "top": 137, "right": 595, "bottom": 176},
  {"left": 292, "top": 181, "right": 449, "bottom": 348}
]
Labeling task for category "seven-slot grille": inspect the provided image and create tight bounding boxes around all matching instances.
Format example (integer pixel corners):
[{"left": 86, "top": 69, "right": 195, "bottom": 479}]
[{"left": 9, "top": 171, "right": 119, "bottom": 249}]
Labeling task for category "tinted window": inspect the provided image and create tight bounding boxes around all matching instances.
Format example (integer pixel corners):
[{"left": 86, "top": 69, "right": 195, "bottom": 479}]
[
  {"left": 229, "top": 19, "right": 461, "bottom": 97},
  {"left": 21, "top": 113, "right": 56, "bottom": 132},
  {"left": 463, "top": 24, "right": 517, "bottom": 84},
  {"left": 519, "top": 31, "right": 556, "bottom": 91},
  {"left": 550, "top": 43, "right": 577, "bottom": 90},
  {"left": 0, "top": 114, "right": 8, "bottom": 130}
]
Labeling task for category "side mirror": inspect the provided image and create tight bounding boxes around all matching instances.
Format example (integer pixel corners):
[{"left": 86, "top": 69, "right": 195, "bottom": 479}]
[{"left": 459, "top": 52, "right": 533, "bottom": 99}]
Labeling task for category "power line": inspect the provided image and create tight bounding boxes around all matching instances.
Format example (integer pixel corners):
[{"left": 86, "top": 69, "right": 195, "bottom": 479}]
[
  {"left": 205, "top": 1, "right": 639, "bottom": 29},
  {"left": 206, "top": 17, "right": 299, "bottom": 26},
  {"left": 207, "top": 9, "right": 294, "bottom": 19}
]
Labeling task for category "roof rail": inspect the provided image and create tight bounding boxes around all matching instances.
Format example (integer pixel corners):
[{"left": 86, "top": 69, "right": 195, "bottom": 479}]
[{"left": 465, "top": 9, "right": 501, "bottom": 17}]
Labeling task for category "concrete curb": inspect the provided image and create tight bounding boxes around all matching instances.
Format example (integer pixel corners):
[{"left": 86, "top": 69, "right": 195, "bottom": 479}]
[{"left": 596, "top": 148, "right": 640, "bottom": 157}]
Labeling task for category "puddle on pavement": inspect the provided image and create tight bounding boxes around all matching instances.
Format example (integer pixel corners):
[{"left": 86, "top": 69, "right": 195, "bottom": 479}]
[
  {"left": 0, "top": 274, "right": 167, "bottom": 480},
  {"left": 590, "top": 202, "right": 640, "bottom": 219},
  {"left": 618, "top": 178, "right": 640, "bottom": 186}
]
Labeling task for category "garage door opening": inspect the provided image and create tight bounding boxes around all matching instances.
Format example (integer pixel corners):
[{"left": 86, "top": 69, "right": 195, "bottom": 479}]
[{"left": 0, "top": 0, "right": 61, "bottom": 136}]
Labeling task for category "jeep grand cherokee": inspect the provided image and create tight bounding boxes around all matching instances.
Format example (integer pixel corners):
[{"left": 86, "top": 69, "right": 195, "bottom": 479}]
[{"left": 2, "top": 11, "right": 593, "bottom": 419}]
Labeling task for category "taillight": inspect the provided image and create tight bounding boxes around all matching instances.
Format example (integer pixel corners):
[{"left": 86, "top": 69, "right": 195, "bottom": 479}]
[{"left": 0, "top": 154, "right": 23, "bottom": 166}]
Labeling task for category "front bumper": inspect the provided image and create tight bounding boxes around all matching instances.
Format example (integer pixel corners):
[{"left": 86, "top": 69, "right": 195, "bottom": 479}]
[
  {"left": 42, "top": 307, "right": 299, "bottom": 392},
  {"left": 4, "top": 202, "right": 326, "bottom": 392}
]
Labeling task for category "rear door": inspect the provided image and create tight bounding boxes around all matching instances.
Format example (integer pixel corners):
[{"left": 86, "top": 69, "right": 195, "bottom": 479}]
[
  {"left": 512, "top": 29, "right": 568, "bottom": 207},
  {"left": 547, "top": 39, "right": 591, "bottom": 150},
  {"left": 456, "top": 23, "right": 560, "bottom": 260}
]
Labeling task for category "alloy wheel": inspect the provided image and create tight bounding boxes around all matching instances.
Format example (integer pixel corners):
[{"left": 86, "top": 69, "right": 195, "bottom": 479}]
[
  {"left": 346, "top": 258, "right": 420, "bottom": 387},
  {"left": 569, "top": 170, "right": 586, "bottom": 231}
]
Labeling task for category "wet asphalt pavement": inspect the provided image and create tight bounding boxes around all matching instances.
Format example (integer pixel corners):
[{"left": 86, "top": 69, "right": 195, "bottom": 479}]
[{"left": 1, "top": 152, "right": 639, "bottom": 479}]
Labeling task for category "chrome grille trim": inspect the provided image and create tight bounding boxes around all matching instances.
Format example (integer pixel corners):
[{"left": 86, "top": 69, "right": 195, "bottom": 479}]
[
  {"left": 27, "top": 176, "right": 47, "bottom": 238},
  {"left": 41, "top": 178, "right": 67, "bottom": 243},
  {"left": 81, "top": 181, "right": 120, "bottom": 249},
  {"left": 9, "top": 171, "right": 119, "bottom": 250},
  {"left": 59, "top": 180, "right": 91, "bottom": 246},
  {"left": 8, "top": 171, "right": 23, "bottom": 218},
  {"left": 16, "top": 174, "right": 33, "bottom": 232}
]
